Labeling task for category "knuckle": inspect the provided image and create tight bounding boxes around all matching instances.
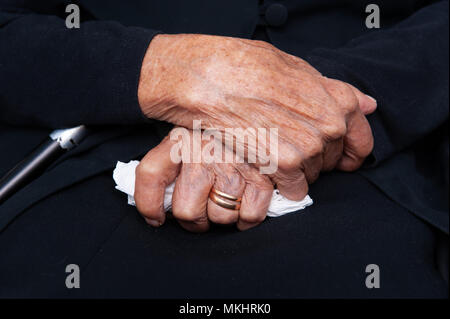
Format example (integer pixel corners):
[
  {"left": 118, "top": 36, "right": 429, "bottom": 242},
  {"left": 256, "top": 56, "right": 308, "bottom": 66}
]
[
  {"left": 306, "top": 139, "right": 324, "bottom": 158},
  {"left": 277, "top": 146, "right": 301, "bottom": 171},
  {"left": 135, "top": 162, "right": 146, "bottom": 177},
  {"left": 342, "top": 93, "right": 358, "bottom": 114},
  {"left": 172, "top": 205, "right": 202, "bottom": 222},
  {"left": 136, "top": 162, "right": 158, "bottom": 178},
  {"left": 135, "top": 163, "right": 166, "bottom": 191},
  {"left": 278, "top": 155, "right": 300, "bottom": 171},
  {"left": 345, "top": 99, "right": 359, "bottom": 114},
  {"left": 241, "top": 212, "right": 266, "bottom": 224},
  {"left": 322, "top": 119, "right": 347, "bottom": 140},
  {"left": 306, "top": 169, "right": 321, "bottom": 183},
  {"left": 330, "top": 81, "right": 358, "bottom": 113}
]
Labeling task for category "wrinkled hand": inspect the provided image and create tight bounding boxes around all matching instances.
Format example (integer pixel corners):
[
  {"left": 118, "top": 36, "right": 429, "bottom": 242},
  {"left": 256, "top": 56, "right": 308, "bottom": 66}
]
[
  {"left": 138, "top": 34, "right": 377, "bottom": 200},
  {"left": 135, "top": 129, "right": 274, "bottom": 232}
]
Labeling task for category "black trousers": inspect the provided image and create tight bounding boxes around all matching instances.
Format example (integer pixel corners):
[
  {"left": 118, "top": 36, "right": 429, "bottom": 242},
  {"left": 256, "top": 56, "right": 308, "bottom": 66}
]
[{"left": 0, "top": 165, "right": 447, "bottom": 298}]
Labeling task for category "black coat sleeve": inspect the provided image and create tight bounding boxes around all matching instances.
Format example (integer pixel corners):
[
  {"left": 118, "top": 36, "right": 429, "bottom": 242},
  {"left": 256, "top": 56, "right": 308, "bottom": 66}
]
[
  {"left": 0, "top": 2, "right": 159, "bottom": 128},
  {"left": 306, "top": 1, "right": 449, "bottom": 165}
]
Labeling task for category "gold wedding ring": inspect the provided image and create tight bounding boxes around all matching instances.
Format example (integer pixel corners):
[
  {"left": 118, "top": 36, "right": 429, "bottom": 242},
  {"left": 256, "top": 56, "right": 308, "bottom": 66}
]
[
  {"left": 211, "top": 187, "right": 242, "bottom": 202},
  {"left": 209, "top": 187, "right": 241, "bottom": 211}
]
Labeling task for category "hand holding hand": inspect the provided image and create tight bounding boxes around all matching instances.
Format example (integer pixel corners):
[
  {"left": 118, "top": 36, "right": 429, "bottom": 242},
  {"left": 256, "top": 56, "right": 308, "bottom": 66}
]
[
  {"left": 134, "top": 129, "right": 273, "bottom": 232},
  {"left": 138, "top": 34, "right": 377, "bottom": 200}
]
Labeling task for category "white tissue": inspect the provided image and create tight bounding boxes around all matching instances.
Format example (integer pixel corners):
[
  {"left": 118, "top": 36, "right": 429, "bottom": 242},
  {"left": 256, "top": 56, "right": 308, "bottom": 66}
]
[{"left": 113, "top": 160, "right": 313, "bottom": 217}]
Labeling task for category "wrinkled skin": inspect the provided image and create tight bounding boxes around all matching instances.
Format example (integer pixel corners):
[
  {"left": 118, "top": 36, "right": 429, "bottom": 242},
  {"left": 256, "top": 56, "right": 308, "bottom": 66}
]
[
  {"left": 135, "top": 130, "right": 274, "bottom": 232},
  {"left": 138, "top": 34, "right": 377, "bottom": 201}
]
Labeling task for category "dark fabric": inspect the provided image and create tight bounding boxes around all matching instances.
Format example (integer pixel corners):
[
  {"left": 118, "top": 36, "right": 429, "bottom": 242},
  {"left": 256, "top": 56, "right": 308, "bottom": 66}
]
[
  {"left": 0, "top": 165, "right": 447, "bottom": 298},
  {"left": 0, "top": 0, "right": 448, "bottom": 297},
  {"left": 0, "top": 1, "right": 158, "bottom": 127}
]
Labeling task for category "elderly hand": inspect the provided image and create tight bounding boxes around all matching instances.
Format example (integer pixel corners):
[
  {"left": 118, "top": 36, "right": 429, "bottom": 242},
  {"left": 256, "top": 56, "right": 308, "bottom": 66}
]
[
  {"left": 138, "top": 34, "right": 377, "bottom": 200},
  {"left": 134, "top": 129, "right": 274, "bottom": 232}
]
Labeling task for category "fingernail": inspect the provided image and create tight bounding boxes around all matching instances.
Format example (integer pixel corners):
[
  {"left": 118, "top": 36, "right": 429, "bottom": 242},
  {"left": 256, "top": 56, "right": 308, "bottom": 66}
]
[
  {"left": 145, "top": 218, "right": 162, "bottom": 227},
  {"left": 366, "top": 95, "right": 377, "bottom": 103}
]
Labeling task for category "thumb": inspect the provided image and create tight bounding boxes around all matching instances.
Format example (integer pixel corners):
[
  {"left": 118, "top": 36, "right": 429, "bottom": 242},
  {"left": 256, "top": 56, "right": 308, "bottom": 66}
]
[
  {"left": 348, "top": 84, "right": 377, "bottom": 115},
  {"left": 134, "top": 134, "right": 181, "bottom": 227}
]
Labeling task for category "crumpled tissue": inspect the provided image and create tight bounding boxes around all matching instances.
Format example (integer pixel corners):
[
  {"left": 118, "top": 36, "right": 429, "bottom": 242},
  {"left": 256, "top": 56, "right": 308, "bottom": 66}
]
[{"left": 113, "top": 160, "right": 313, "bottom": 218}]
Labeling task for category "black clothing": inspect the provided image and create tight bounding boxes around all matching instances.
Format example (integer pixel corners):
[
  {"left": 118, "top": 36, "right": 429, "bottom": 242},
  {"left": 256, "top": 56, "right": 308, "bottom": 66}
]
[{"left": 0, "top": 0, "right": 448, "bottom": 297}]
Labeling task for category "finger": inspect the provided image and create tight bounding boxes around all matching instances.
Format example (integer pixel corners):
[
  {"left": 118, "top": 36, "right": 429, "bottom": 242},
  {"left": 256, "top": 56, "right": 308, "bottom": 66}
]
[
  {"left": 237, "top": 168, "right": 273, "bottom": 231},
  {"left": 337, "top": 110, "right": 374, "bottom": 171},
  {"left": 347, "top": 84, "right": 377, "bottom": 115},
  {"left": 134, "top": 136, "right": 180, "bottom": 227},
  {"left": 207, "top": 163, "right": 245, "bottom": 225},
  {"left": 172, "top": 162, "right": 214, "bottom": 232},
  {"left": 303, "top": 153, "right": 323, "bottom": 184},
  {"left": 271, "top": 168, "right": 309, "bottom": 201},
  {"left": 269, "top": 142, "right": 309, "bottom": 200},
  {"left": 320, "top": 77, "right": 377, "bottom": 115},
  {"left": 322, "top": 138, "right": 344, "bottom": 171}
]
